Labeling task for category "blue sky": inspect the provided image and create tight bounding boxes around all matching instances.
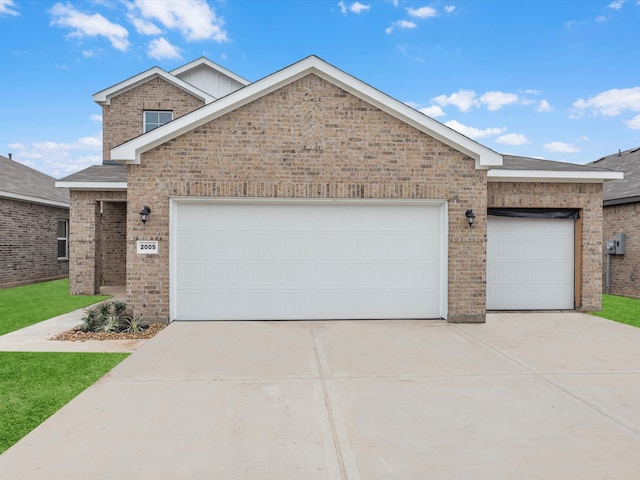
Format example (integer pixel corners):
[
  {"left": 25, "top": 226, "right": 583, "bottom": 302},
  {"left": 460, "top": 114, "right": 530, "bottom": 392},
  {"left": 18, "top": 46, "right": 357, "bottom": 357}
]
[{"left": 1, "top": 0, "right": 639, "bottom": 178}]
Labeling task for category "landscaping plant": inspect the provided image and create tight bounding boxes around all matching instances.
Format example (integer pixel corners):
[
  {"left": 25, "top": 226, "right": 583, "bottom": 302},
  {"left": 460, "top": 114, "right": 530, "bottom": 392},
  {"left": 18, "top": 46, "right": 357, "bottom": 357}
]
[{"left": 79, "top": 300, "right": 149, "bottom": 334}]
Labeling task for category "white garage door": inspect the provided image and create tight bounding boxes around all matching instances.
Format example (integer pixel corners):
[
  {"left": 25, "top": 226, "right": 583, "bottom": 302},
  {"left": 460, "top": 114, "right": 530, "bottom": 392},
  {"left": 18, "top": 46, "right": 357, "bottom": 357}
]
[
  {"left": 487, "top": 216, "right": 574, "bottom": 310},
  {"left": 171, "top": 200, "right": 446, "bottom": 320}
]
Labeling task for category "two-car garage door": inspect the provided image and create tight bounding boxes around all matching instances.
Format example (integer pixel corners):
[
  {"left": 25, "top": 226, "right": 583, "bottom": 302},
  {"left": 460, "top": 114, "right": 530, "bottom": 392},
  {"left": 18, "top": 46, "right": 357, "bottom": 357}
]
[{"left": 171, "top": 200, "right": 447, "bottom": 321}]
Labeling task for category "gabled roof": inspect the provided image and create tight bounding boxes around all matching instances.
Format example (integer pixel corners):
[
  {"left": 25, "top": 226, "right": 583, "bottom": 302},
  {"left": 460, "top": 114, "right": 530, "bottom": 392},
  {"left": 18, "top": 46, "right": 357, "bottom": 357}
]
[
  {"left": 170, "top": 57, "right": 250, "bottom": 87},
  {"left": 589, "top": 147, "right": 640, "bottom": 205},
  {"left": 56, "top": 164, "right": 127, "bottom": 191},
  {"left": 111, "top": 55, "right": 503, "bottom": 168},
  {"left": 0, "top": 155, "right": 69, "bottom": 207},
  {"left": 93, "top": 66, "right": 216, "bottom": 106},
  {"left": 488, "top": 154, "right": 623, "bottom": 183}
]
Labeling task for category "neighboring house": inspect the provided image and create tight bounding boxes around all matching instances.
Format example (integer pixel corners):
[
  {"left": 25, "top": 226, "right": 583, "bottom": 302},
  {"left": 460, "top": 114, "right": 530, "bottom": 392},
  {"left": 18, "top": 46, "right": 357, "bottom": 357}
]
[
  {"left": 1, "top": 154, "right": 70, "bottom": 288},
  {"left": 57, "top": 56, "right": 621, "bottom": 323},
  {"left": 589, "top": 147, "right": 640, "bottom": 298}
]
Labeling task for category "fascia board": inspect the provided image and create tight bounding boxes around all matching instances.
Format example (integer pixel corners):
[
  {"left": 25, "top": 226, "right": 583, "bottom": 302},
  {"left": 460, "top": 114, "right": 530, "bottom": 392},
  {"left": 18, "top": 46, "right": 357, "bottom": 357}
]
[
  {"left": 54, "top": 181, "right": 127, "bottom": 191},
  {"left": 111, "top": 56, "right": 502, "bottom": 167},
  {"left": 93, "top": 67, "right": 215, "bottom": 106},
  {"left": 488, "top": 169, "right": 624, "bottom": 183},
  {"left": 0, "top": 190, "right": 69, "bottom": 208},
  {"left": 170, "top": 57, "right": 250, "bottom": 86}
]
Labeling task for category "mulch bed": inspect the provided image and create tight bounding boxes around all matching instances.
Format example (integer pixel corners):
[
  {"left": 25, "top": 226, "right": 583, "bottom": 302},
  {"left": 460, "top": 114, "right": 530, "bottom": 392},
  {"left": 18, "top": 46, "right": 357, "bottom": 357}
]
[{"left": 51, "top": 323, "right": 166, "bottom": 342}]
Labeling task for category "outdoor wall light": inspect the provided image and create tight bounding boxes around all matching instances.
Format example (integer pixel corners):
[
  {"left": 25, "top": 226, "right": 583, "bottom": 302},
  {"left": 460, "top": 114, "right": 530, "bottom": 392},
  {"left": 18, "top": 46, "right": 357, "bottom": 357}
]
[
  {"left": 465, "top": 209, "right": 476, "bottom": 227},
  {"left": 139, "top": 206, "right": 151, "bottom": 224}
]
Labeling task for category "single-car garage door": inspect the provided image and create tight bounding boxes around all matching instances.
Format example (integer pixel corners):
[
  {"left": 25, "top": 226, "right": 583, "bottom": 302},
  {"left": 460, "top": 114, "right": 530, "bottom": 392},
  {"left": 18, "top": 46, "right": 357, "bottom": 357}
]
[
  {"left": 170, "top": 199, "right": 447, "bottom": 321},
  {"left": 487, "top": 215, "right": 575, "bottom": 310}
]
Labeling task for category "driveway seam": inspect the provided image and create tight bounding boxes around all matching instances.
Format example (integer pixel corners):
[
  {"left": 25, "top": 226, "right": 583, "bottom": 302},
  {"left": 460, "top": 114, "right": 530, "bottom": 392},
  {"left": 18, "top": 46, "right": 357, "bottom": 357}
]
[
  {"left": 311, "top": 325, "right": 361, "bottom": 480},
  {"left": 454, "top": 324, "right": 640, "bottom": 438}
]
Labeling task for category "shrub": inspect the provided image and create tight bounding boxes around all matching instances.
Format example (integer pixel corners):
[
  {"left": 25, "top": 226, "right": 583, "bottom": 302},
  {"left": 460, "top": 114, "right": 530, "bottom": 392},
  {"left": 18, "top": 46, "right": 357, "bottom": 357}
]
[{"left": 79, "top": 300, "right": 148, "bottom": 334}]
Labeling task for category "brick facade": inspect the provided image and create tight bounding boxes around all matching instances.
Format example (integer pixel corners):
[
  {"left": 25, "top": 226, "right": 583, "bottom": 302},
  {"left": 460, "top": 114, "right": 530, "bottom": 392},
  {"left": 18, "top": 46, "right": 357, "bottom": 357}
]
[
  {"left": 101, "top": 201, "right": 127, "bottom": 286},
  {"left": 0, "top": 197, "right": 69, "bottom": 288},
  {"left": 602, "top": 203, "right": 640, "bottom": 298},
  {"left": 69, "top": 191, "right": 127, "bottom": 294},
  {"left": 488, "top": 182, "right": 603, "bottom": 310},
  {"left": 102, "top": 77, "right": 205, "bottom": 159},
  {"left": 126, "top": 74, "right": 488, "bottom": 322}
]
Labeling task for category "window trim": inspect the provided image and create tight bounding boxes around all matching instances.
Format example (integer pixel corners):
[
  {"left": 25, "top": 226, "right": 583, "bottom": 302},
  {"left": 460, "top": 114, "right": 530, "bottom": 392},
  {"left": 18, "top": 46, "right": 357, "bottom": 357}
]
[
  {"left": 143, "top": 110, "right": 173, "bottom": 133},
  {"left": 57, "top": 220, "right": 68, "bottom": 260}
]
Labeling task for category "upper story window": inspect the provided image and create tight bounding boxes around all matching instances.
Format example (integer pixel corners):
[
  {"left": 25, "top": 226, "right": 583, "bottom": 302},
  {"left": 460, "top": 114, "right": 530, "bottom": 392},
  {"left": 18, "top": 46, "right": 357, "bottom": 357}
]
[
  {"left": 144, "top": 110, "right": 173, "bottom": 133},
  {"left": 57, "top": 220, "right": 68, "bottom": 260}
]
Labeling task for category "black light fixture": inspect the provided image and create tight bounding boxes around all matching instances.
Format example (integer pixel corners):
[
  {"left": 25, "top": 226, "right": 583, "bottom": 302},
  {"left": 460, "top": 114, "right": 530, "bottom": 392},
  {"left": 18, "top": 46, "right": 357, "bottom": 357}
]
[
  {"left": 465, "top": 209, "right": 476, "bottom": 227},
  {"left": 139, "top": 206, "right": 151, "bottom": 224}
]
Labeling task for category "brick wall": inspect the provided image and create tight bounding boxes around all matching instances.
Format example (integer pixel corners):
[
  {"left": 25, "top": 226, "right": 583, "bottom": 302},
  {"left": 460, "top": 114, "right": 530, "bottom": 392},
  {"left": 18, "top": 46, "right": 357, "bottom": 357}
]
[
  {"left": 488, "top": 182, "right": 603, "bottom": 311},
  {"left": 69, "top": 191, "right": 127, "bottom": 294},
  {"left": 0, "top": 197, "right": 69, "bottom": 287},
  {"left": 102, "top": 77, "right": 205, "bottom": 159},
  {"left": 101, "top": 201, "right": 127, "bottom": 285},
  {"left": 602, "top": 203, "right": 640, "bottom": 298},
  {"left": 126, "top": 74, "right": 488, "bottom": 322}
]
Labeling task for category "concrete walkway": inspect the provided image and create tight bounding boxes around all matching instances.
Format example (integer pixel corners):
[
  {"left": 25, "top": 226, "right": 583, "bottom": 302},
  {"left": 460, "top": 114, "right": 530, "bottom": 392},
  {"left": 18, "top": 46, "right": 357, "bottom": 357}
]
[{"left": 1, "top": 312, "right": 640, "bottom": 478}]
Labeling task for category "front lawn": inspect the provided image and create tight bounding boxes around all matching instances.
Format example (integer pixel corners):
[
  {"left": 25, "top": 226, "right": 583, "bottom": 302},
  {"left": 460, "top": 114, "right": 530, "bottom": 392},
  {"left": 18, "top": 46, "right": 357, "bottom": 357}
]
[
  {"left": 0, "top": 352, "right": 128, "bottom": 454},
  {"left": 0, "top": 278, "right": 109, "bottom": 336},
  {"left": 591, "top": 294, "right": 640, "bottom": 328}
]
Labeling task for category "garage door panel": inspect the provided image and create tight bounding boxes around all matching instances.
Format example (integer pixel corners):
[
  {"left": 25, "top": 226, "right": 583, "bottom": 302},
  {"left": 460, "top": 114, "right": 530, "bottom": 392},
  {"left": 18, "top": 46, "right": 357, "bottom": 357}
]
[
  {"left": 487, "top": 216, "right": 574, "bottom": 310},
  {"left": 173, "top": 201, "right": 445, "bottom": 320}
]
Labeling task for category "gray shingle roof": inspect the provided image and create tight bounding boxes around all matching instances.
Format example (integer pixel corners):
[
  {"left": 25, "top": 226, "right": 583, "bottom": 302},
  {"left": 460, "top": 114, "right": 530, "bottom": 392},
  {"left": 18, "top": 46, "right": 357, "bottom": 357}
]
[
  {"left": 589, "top": 147, "right": 640, "bottom": 204},
  {"left": 0, "top": 154, "right": 69, "bottom": 205},
  {"left": 497, "top": 154, "right": 613, "bottom": 172},
  {"left": 58, "top": 164, "right": 127, "bottom": 183}
]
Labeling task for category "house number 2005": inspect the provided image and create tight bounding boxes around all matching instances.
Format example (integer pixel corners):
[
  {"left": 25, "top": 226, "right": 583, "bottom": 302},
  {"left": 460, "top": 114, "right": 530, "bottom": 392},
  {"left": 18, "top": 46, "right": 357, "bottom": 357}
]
[{"left": 136, "top": 241, "right": 158, "bottom": 254}]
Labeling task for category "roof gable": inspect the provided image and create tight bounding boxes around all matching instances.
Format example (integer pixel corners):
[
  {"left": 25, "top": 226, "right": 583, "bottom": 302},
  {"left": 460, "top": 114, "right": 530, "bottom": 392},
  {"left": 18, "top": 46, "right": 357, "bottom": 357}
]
[
  {"left": 93, "top": 66, "right": 216, "bottom": 106},
  {"left": 111, "top": 55, "right": 503, "bottom": 168},
  {"left": 171, "top": 57, "right": 250, "bottom": 96},
  {"left": 0, "top": 155, "right": 69, "bottom": 207}
]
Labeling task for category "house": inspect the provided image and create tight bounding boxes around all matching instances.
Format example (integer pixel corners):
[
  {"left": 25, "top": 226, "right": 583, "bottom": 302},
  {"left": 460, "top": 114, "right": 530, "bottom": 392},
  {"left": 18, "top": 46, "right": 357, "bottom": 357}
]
[
  {"left": 0, "top": 154, "right": 70, "bottom": 288},
  {"left": 589, "top": 147, "right": 640, "bottom": 298},
  {"left": 56, "top": 56, "right": 621, "bottom": 323}
]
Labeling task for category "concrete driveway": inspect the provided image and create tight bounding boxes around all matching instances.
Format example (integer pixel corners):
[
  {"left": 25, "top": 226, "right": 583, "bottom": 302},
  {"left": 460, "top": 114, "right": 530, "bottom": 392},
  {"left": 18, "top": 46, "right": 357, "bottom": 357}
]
[{"left": 1, "top": 312, "right": 640, "bottom": 479}]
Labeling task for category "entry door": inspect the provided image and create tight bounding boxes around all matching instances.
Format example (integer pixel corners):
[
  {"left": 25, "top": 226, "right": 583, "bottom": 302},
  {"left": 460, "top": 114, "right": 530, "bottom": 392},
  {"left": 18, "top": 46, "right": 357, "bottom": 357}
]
[
  {"left": 171, "top": 200, "right": 446, "bottom": 320},
  {"left": 487, "top": 216, "right": 574, "bottom": 310}
]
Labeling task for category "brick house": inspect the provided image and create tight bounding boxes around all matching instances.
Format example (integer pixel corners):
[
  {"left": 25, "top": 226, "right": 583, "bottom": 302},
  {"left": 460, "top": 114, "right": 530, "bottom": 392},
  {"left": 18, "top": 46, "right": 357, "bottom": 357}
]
[
  {"left": 1, "top": 154, "right": 70, "bottom": 288},
  {"left": 57, "top": 56, "right": 621, "bottom": 322},
  {"left": 589, "top": 147, "right": 640, "bottom": 297}
]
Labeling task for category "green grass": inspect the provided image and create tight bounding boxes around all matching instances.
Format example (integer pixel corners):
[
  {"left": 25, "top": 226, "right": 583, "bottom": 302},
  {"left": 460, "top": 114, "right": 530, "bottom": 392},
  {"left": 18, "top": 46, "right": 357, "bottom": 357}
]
[
  {"left": 0, "top": 352, "right": 129, "bottom": 454},
  {"left": 591, "top": 294, "right": 640, "bottom": 328},
  {"left": 0, "top": 278, "right": 109, "bottom": 336}
]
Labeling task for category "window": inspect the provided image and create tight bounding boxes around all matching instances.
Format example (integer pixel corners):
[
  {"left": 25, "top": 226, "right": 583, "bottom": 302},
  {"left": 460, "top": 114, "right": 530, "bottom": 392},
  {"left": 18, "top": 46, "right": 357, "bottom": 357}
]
[
  {"left": 57, "top": 220, "right": 68, "bottom": 259},
  {"left": 144, "top": 110, "right": 173, "bottom": 133}
]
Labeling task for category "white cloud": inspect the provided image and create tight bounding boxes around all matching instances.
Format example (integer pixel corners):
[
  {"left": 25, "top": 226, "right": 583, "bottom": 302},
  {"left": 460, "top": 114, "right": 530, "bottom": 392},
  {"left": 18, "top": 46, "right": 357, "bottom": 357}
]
[
  {"left": 608, "top": 0, "right": 625, "bottom": 10},
  {"left": 595, "top": 15, "right": 609, "bottom": 22},
  {"left": 148, "top": 37, "right": 182, "bottom": 60},
  {"left": 0, "top": 0, "right": 18, "bottom": 16},
  {"left": 406, "top": 6, "right": 437, "bottom": 18},
  {"left": 433, "top": 89, "right": 478, "bottom": 112},
  {"left": 90, "top": 113, "right": 103, "bottom": 122},
  {"left": 537, "top": 99, "right": 552, "bottom": 112},
  {"left": 350, "top": 2, "right": 371, "bottom": 14},
  {"left": 50, "top": 3, "right": 129, "bottom": 51},
  {"left": 128, "top": 13, "right": 162, "bottom": 35},
  {"left": 479, "top": 91, "right": 519, "bottom": 111},
  {"left": 132, "top": 0, "right": 227, "bottom": 42},
  {"left": 496, "top": 133, "right": 530, "bottom": 145},
  {"left": 8, "top": 132, "right": 103, "bottom": 178},
  {"left": 385, "top": 19, "right": 417, "bottom": 33},
  {"left": 444, "top": 5, "right": 456, "bottom": 13},
  {"left": 444, "top": 120, "right": 505, "bottom": 139},
  {"left": 544, "top": 141, "right": 581, "bottom": 153},
  {"left": 572, "top": 87, "right": 640, "bottom": 117},
  {"left": 419, "top": 105, "right": 446, "bottom": 117},
  {"left": 625, "top": 114, "right": 640, "bottom": 129}
]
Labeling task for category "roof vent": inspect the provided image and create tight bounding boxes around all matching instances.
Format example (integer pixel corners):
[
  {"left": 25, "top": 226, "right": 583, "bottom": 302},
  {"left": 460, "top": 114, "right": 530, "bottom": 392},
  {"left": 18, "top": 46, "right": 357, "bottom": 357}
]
[{"left": 8, "top": 153, "right": 12, "bottom": 160}]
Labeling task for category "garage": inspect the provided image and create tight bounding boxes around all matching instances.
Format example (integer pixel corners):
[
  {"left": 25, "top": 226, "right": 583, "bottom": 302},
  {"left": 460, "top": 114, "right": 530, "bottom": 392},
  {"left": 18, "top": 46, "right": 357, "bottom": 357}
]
[
  {"left": 486, "top": 213, "right": 576, "bottom": 310},
  {"left": 170, "top": 199, "right": 447, "bottom": 321}
]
